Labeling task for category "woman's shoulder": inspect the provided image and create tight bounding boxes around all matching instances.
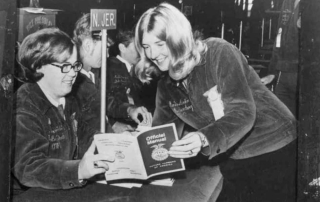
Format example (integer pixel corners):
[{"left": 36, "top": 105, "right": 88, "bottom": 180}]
[
  {"left": 203, "top": 37, "right": 239, "bottom": 60},
  {"left": 204, "top": 37, "right": 232, "bottom": 49},
  {"left": 157, "top": 73, "right": 172, "bottom": 89},
  {"left": 15, "top": 83, "right": 37, "bottom": 103},
  {"left": 15, "top": 83, "right": 51, "bottom": 115}
]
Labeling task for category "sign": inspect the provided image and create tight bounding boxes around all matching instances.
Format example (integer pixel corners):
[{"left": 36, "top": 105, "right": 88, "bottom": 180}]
[
  {"left": 89, "top": 9, "right": 117, "bottom": 132},
  {"left": 90, "top": 9, "right": 117, "bottom": 31},
  {"left": 17, "top": 8, "right": 58, "bottom": 42}
]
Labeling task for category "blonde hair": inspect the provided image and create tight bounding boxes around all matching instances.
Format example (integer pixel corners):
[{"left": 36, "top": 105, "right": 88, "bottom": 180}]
[{"left": 135, "top": 2, "right": 207, "bottom": 81}]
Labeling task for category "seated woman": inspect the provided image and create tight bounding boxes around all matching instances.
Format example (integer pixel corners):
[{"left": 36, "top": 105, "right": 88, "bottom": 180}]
[{"left": 12, "top": 28, "right": 115, "bottom": 191}]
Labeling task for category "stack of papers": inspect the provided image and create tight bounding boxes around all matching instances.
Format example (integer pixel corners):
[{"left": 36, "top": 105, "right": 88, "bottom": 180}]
[
  {"left": 149, "top": 178, "right": 175, "bottom": 187},
  {"left": 95, "top": 178, "right": 175, "bottom": 188}
]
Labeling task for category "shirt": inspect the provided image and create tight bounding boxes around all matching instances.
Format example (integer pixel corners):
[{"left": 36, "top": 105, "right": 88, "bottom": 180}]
[
  {"left": 117, "top": 55, "right": 132, "bottom": 73},
  {"left": 80, "top": 69, "right": 95, "bottom": 84}
]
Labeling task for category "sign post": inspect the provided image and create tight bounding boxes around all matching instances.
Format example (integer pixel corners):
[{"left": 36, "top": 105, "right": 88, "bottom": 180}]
[{"left": 90, "top": 9, "right": 116, "bottom": 133}]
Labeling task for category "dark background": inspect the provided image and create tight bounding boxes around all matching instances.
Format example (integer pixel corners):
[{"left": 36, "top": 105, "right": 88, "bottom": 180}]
[{"left": 1, "top": 0, "right": 320, "bottom": 201}]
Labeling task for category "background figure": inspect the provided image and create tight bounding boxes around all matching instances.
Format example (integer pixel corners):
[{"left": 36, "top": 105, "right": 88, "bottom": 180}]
[
  {"left": 106, "top": 29, "right": 152, "bottom": 133},
  {"left": 72, "top": 13, "right": 114, "bottom": 131},
  {"left": 12, "top": 28, "right": 114, "bottom": 191},
  {"left": 135, "top": 3, "right": 297, "bottom": 201},
  {"left": 261, "top": 0, "right": 300, "bottom": 117}
]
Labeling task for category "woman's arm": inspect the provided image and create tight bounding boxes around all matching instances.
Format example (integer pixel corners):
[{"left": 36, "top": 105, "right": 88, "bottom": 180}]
[
  {"left": 152, "top": 80, "right": 185, "bottom": 137},
  {"left": 13, "top": 112, "right": 83, "bottom": 189},
  {"left": 200, "top": 41, "right": 256, "bottom": 159}
]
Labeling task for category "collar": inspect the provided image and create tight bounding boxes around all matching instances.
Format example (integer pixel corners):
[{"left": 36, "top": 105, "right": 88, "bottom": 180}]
[
  {"left": 116, "top": 55, "right": 132, "bottom": 73},
  {"left": 37, "top": 82, "right": 66, "bottom": 109},
  {"left": 80, "top": 69, "right": 95, "bottom": 83}
]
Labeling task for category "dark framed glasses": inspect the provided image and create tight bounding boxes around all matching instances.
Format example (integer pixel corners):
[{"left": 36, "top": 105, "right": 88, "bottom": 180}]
[{"left": 51, "top": 61, "right": 83, "bottom": 73}]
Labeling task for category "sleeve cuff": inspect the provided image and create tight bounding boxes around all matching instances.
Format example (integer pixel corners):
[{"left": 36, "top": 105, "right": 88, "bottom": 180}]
[
  {"left": 60, "top": 160, "right": 85, "bottom": 189},
  {"left": 199, "top": 126, "right": 228, "bottom": 159},
  {"left": 120, "top": 104, "right": 135, "bottom": 119},
  {"left": 201, "top": 146, "right": 211, "bottom": 156}
]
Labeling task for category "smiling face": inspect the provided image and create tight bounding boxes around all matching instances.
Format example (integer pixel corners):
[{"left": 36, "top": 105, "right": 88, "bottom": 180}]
[
  {"left": 141, "top": 31, "right": 170, "bottom": 72},
  {"left": 37, "top": 46, "right": 78, "bottom": 101}
]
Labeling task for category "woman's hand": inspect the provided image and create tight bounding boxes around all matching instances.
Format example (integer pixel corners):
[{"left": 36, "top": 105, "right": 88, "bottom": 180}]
[
  {"left": 112, "top": 121, "right": 135, "bottom": 133},
  {"left": 168, "top": 132, "right": 202, "bottom": 158},
  {"left": 127, "top": 106, "right": 152, "bottom": 125},
  {"left": 78, "top": 141, "right": 114, "bottom": 180}
]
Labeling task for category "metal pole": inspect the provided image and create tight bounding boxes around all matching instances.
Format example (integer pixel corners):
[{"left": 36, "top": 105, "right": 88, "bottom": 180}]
[
  {"left": 261, "top": 18, "right": 264, "bottom": 47},
  {"left": 100, "top": 29, "right": 107, "bottom": 133},
  {"left": 239, "top": 21, "right": 243, "bottom": 50},
  {"left": 133, "top": 4, "right": 136, "bottom": 19},
  {"left": 269, "top": 18, "right": 272, "bottom": 39},
  {"left": 221, "top": 23, "right": 225, "bottom": 39}
]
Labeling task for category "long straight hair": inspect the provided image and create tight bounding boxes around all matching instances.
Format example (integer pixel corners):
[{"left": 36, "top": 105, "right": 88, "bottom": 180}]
[{"left": 135, "top": 2, "right": 207, "bottom": 81}]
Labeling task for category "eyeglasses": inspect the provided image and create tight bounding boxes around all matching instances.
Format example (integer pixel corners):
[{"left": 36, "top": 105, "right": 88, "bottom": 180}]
[{"left": 51, "top": 61, "right": 83, "bottom": 73}]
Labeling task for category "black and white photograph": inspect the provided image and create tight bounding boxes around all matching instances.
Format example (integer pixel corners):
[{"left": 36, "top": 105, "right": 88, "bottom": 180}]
[{"left": 1, "top": 0, "right": 320, "bottom": 201}]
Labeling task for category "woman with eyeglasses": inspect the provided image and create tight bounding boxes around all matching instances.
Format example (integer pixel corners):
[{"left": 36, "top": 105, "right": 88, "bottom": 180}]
[{"left": 12, "top": 28, "right": 115, "bottom": 191}]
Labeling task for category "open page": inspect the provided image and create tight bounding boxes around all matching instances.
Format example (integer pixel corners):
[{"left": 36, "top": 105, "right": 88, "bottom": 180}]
[
  {"left": 94, "top": 133, "right": 147, "bottom": 181},
  {"left": 136, "top": 123, "right": 185, "bottom": 178}
]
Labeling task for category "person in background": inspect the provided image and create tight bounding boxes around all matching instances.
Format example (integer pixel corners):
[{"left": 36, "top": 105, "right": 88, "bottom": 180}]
[
  {"left": 135, "top": 2, "right": 297, "bottom": 201},
  {"left": 72, "top": 13, "right": 114, "bottom": 131},
  {"left": 12, "top": 28, "right": 114, "bottom": 191},
  {"left": 260, "top": 0, "right": 300, "bottom": 117},
  {"left": 106, "top": 29, "right": 152, "bottom": 133}
]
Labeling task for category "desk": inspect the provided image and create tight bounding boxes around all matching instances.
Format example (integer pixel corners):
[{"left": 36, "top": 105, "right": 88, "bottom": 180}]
[
  {"left": 12, "top": 182, "right": 137, "bottom": 202},
  {"left": 12, "top": 158, "right": 222, "bottom": 202}
]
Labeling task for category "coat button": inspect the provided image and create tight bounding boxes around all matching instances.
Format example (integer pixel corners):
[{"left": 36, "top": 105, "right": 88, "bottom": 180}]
[
  {"left": 216, "top": 148, "right": 220, "bottom": 153},
  {"left": 69, "top": 183, "right": 74, "bottom": 187}
]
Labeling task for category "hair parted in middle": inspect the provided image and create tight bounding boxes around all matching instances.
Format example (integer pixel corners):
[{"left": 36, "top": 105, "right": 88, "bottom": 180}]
[{"left": 134, "top": 2, "right": 207, "bottom": 81}]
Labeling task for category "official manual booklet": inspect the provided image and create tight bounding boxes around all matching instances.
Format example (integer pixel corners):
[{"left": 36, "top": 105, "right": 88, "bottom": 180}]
[{"left": 94, "top": 123, "right": 185, "bottom": 181}]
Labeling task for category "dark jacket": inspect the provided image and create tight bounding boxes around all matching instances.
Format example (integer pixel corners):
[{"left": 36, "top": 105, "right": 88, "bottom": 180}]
[
  {"left": 72, "top": 72, "right": 101, "bottom": 130},
  {"left": 13, "top": 83, "right": 96, "bottom": 190},
  {"left": 268, "top": 0, "right": 300, "bottom": 74},
  {"left": 106, "top": 57, "right": 143, "bottom": 126},
  {"left": 153, "top": 38, "right": 297, "bottom": 159},
  {"left": 72, "top": 71, "right": 113, "bottom": 132}
]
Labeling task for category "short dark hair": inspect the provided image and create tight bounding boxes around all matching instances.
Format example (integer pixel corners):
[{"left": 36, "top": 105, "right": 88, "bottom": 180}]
[
  {"left": 17, "top": 28, "right": 75, "bottom": 82},
  {"left": 73, "top": 13, "right": 96, "bottom": 47},
  {"left": 73, "top": 13, "right": 114, "bottom": 57},
  {"left": 109, "top": 29, "right": 135, "bottom": 57}
]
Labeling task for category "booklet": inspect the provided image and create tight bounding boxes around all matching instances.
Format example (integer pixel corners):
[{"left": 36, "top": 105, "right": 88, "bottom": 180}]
[{"left": 94, "top": 123, "right": 185, "bottom": 181}]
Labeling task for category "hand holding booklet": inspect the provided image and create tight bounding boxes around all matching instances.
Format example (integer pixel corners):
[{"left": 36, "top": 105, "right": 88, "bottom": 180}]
[{"left": 94, "top": 123, "right": 185, "bottom": 182}]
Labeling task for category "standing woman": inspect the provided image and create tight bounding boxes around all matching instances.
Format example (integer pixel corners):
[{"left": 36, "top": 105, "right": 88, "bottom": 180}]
[{"left": 135, "top": 3, "right": 297, "bottom": 201}]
